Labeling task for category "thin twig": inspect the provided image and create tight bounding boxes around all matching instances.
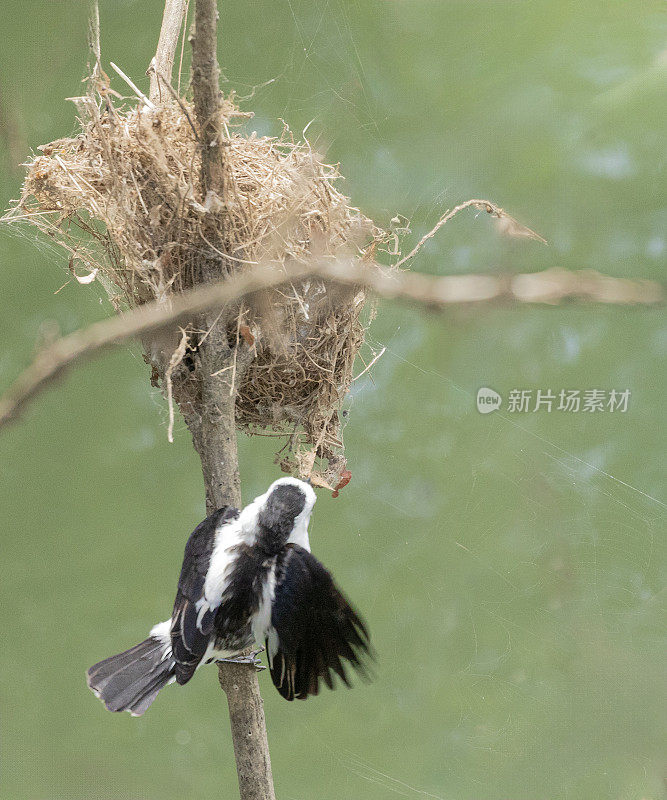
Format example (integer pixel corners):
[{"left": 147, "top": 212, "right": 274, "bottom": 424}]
[
  {"left": 176, "top": 0, "right": 190, "bottom": 97},
  {"left": 88, "top": 0, "right": 101, "bottom": 77},
  {"left": 393, "top": 199, "right": 547, "bottom": 269},
  {"left": 353, "top": 346, "right": 386, "bottom": 381},
  {"left": 0, "top": 260, "right": 662, "bottom": 431},
  {"left": 109, "top": 62, "right": 156, "bottom": 111},
  {"left": 165, "top": 327, "right": 189, "bottom": 442}
]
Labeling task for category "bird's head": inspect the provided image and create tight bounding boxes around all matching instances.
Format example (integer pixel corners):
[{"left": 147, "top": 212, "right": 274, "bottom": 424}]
[{"left": 255, "top": 477, "right": 317, "bottom": 547}]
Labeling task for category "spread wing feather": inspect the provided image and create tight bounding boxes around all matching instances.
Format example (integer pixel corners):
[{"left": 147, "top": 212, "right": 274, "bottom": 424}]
[
  {"left": 170, "top": 506, "right": 238, "bottom": 684},
  {"left": 263, "top": 544, "right": 371, "bottom": 701}
]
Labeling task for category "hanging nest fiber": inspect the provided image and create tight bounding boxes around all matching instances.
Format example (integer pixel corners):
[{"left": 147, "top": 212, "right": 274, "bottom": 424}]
[{"left": 6, "top": 77, "right": 385, "bottom": 484}]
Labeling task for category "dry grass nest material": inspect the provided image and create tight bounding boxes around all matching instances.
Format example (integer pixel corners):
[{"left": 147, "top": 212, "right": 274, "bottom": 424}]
[{"left": 8, "top": 86, "right": 385, "bottom": 484}]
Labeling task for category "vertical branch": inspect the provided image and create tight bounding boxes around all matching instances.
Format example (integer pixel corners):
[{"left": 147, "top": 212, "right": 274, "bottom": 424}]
[
  {"left": 181, "top": 341, "right": 276, "bottom": 800},
  {"left": 217, "top": 662, "right": 276, "bottom": 796},
  {"left": 149, "top": 0, "right": 189, "bottom": 102},
  {"left": 185, "top": 339, "right": 242, "bottom": 514},
  {"left": 191, "top": 0, "right": 225, "bottom": 196},
  {"left": 185, "top": 3, "right": 277, "bottom": 800}
]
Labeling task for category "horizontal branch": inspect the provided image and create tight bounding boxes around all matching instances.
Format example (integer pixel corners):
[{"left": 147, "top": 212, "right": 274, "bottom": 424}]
[{"left": 0, "top": 260, "right": 662, "bottom": 431}]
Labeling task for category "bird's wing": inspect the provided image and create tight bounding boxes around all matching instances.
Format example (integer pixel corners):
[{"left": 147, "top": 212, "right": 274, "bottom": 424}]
[
  {"left": 171, "top": 506, "right": 239, "bottom": 684},
  {"left": 257, "top": 544, "right": 371, "bottom": 701}
]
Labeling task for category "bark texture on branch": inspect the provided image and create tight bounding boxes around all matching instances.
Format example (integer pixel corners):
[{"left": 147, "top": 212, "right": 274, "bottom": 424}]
[
  {"left": 217, "top": 661, "right": 275, "bottom": 792},
  {"left": 180, "top": 319, "right": 246, "bottom": 516},
  {"left": 186, "top": 4, "right": 276, "bottom": 799},
  {"left": 178, "top": 320, "right": 275, "bottom": 799},
  {"left": 192, "top": 0, "right": 225, "bottom": 197}
]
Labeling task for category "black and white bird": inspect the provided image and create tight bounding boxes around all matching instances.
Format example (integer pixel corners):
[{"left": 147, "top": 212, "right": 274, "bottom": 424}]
[{"left": 87, "top": 477, "right": 370, "bottom": 715}]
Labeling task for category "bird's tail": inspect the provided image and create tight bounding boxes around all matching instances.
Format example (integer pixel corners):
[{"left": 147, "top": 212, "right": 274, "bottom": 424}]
[{"left": 86, "top": 621, "right": 175, "bottom": 716}]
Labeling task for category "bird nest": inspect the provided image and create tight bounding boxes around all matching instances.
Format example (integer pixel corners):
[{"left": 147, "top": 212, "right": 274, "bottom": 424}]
[{"left": 6, "top": 83, "right": 385, "bottom": 485}]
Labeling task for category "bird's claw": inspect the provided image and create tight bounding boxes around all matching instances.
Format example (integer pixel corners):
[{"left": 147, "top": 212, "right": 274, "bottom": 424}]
[{"left": 217, "top": 650, "right": 266, "bottom": 671}]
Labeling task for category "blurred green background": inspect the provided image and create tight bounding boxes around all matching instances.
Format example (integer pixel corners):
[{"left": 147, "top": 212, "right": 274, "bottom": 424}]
[{"left": 1, "top": 1, "right": 665, "bottom": 799}]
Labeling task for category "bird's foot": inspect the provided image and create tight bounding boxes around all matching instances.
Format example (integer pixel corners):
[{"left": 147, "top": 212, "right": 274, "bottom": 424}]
[{"left": 217, "top": 650, "right": 266, "bottom": 671}]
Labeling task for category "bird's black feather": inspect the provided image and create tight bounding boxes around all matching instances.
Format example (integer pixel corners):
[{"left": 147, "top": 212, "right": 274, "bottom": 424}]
[
  {"left": 267, "top": 544, "right": 371, "bottom": 701},
  {"left": 171, "top": 505, "right": 239, "bottom": 684},
  {"left": 215, "top": 544, "right": 271, "bottom": 647},
  {"left": 256, "top": 484, "right": 307, "bottom": 551}
]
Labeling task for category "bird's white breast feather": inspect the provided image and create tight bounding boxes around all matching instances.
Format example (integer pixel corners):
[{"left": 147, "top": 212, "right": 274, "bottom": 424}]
[
  {"left": 202, "top": 501, "right": 264, "bottom": 609},
  {"left": 251, "top": 562, "right": 277, "bottom": 645},
  {"left": 203, "top": 517, "right": 242, "bottom": 608}
]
